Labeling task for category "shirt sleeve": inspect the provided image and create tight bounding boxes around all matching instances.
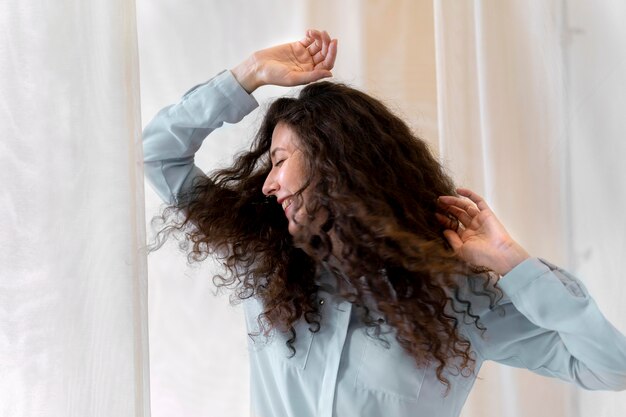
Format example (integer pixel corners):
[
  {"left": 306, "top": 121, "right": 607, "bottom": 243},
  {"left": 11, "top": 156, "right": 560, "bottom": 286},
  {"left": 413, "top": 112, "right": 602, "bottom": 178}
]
[
  {"left": 142, "top": 70, "right": 259, "bottom": 204},
  {"left": 464, "top": 257, "right": 626, "bottom": 391}
]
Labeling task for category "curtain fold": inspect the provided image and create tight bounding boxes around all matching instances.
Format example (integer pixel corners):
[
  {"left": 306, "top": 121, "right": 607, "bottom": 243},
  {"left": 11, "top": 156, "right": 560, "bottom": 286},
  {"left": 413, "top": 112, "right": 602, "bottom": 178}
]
[
  {"left": 564, "top": 1, "right": 626, "bottom": 415},
  {"left": 0, "top": 1, "right": 150, "bottom": 416},
  {"left": 435, "top": 1, "right": 626, "bottom": 416},
  {"left": 434, "top": 3, "right": 571, "bottom": 415}
]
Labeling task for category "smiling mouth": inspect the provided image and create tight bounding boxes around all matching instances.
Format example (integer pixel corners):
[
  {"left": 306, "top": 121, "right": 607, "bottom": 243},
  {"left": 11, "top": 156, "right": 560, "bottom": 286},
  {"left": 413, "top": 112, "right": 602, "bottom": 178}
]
[{"left": 282, "top": 198, "right": 293, "bottom": 212}]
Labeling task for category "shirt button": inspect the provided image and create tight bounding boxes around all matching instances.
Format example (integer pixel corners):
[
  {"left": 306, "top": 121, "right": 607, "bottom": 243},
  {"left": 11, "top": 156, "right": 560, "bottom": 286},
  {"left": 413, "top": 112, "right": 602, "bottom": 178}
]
[{"left": 319, "top": 298, "right": 325, "bottom": 305}]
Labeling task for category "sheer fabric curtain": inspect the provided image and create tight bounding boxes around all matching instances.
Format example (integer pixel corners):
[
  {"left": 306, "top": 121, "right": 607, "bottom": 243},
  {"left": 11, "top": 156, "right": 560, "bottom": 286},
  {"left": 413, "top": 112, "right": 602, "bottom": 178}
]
[
  {"left": 435, "top": 1, "right": 626, "bottom": 417},
  {"left": 0, "top": 1, "right": 150, "bottom": 417},
  {"left": 434, "top": 2, "right": 571, "bottom": 415},
  {"left": 563, "top": 2, "right": 626, "bottom": 416}
]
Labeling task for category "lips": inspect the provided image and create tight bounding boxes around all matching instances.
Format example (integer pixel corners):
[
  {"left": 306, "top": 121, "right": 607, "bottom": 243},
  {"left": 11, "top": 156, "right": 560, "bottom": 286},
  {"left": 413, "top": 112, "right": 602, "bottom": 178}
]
[{"left": 282, "top": 197, "right": 294, "bottom": 213}]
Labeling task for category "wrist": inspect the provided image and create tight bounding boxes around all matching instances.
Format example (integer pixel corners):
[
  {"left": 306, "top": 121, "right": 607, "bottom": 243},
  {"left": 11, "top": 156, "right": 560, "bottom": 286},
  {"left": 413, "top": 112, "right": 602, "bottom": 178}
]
[
  {"left": 495, "top": 241, "right": 530, "bottom": 276},
  {"left": 231, "top": 56, "right": 262, "bottom": 94}
]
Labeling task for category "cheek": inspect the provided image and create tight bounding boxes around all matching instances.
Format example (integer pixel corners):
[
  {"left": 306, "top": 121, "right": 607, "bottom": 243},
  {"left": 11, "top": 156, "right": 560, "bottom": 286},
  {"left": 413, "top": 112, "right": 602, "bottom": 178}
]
[{"left": 288, "top": 152, "right": 309, "bottom": 190}]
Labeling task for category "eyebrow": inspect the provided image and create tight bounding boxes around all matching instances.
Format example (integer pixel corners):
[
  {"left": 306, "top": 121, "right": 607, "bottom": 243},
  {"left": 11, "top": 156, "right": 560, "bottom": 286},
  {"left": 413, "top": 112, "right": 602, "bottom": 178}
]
[{"left": 270, "top": 147, "right": 287, "bottom": 159}]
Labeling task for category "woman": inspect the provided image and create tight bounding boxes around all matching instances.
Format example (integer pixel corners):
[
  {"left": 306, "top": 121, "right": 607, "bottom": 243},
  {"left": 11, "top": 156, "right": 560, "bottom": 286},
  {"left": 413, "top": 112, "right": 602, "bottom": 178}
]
[{"left": 143, "top": 30, "right": 626, "bottom": 417}]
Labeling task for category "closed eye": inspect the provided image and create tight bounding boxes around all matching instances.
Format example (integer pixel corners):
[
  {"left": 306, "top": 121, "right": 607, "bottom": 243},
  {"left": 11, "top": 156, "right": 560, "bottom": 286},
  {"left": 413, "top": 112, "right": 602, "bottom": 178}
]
[{"left": 274, "top": 159, "right": 285, "bottom": 167}]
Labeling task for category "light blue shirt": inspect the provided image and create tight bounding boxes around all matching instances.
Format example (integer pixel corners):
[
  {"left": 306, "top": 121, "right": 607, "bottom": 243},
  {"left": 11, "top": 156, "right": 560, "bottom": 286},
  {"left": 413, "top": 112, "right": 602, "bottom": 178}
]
[{"left": 143, "top": 70, "right": 626, "bottom": 417}]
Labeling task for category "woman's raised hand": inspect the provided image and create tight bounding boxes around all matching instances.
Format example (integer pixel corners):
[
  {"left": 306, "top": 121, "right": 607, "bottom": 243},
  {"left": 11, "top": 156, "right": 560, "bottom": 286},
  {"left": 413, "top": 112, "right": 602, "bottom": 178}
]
[
  {"left": 231, "top": 29, "right": 338, "bottom": 93},
  {"left": 436, "top": 188, "right": 530, "bottom": 277}
]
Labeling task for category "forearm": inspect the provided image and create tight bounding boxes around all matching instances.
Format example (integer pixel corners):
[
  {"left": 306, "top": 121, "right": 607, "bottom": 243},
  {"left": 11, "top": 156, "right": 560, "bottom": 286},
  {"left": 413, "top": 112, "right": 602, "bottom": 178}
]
[
  {"left": 142, "top": 70, "right": 258, "bottom": 203},
  {"left": 500, "top": 258, "right": 626, "bottom": 390}
]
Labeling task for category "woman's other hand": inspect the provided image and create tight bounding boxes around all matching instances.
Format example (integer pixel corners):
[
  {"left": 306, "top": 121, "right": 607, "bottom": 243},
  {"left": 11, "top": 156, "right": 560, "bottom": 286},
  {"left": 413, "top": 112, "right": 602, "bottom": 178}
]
[
  {"left": 436, "top": 188, "right": 530, "bottom": 276},
  {"left": 231, "top": 29, "right": 338, "bottom": 93}
]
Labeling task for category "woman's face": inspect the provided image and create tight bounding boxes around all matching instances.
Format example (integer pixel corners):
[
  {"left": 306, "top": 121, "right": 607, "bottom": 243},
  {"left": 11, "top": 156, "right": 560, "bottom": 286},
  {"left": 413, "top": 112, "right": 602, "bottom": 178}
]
[{"left": 262, "top": 122, "right": 311, "bottom": 236}]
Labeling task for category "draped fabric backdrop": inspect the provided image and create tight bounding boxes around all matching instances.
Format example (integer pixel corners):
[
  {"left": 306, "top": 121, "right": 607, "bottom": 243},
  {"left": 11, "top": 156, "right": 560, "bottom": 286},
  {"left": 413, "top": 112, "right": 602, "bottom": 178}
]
[
  {"left": 0, "top": 1, "right": 150, "bottom": 416},
  {"left": 3, "top": 1, "right": 623, "bottom": 417},
  {"left": 435, "top": 3, "right": 626, "bottom": 416},
  {"left": 435, "top": 2, "right": 572, "bottom": 416}
]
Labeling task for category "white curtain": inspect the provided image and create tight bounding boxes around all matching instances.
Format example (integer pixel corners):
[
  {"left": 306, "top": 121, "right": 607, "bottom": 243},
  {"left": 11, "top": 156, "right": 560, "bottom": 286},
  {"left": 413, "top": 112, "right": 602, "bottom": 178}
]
[
  {"left": 559, "top": 2, "right": 626, "bottom": 416},
  {"left": 434, "top": 1, "right": 626, "bottom": 416},
  {"left": 0, "top": 1, "right": 150, "bottom": 416},
  {"left": 434, "top": 2, "right": 571, "bottom": 415}
]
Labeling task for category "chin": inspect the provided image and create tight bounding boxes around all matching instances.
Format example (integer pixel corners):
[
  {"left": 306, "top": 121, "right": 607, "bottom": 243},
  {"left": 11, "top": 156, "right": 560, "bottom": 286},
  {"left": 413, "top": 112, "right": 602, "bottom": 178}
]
[{"left": 286, "top": 218, "right": 301, "bottom": 236}]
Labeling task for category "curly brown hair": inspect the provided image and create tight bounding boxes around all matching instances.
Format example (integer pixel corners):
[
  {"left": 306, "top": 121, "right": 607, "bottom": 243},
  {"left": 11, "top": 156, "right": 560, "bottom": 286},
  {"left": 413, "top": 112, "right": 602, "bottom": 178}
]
[{"left": 153, "top": 81, "right": 500, "bottom": 389}]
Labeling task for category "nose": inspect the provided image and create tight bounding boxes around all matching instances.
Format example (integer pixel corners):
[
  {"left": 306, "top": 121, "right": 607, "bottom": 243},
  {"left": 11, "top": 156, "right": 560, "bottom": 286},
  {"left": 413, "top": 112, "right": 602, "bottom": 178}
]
[{"left": 262, "top": 171, "right": 279, "bottom": 196}]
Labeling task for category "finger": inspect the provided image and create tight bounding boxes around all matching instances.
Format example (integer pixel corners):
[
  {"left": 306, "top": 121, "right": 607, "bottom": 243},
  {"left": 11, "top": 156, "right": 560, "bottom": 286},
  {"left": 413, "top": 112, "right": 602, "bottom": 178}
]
[
  {"left": 299, "top": 29, "right": 317, "bottom": 48},
  {"left": 285, "top": 69, "right": 333, "bottom": 86},
  {"left": 435, "top": 213, "right": 459, "bottom": 231},
  {"left": 307, "top": 28, "right": 321, "bottom": 38},
  {"left": 321, "top": 30, "right": 331, "bottom": 56},
  {"left": 306, "top": 29, "right": 323, "bottom": 56},
  {"left": 456, "top": 188, "right": 490, "bottom": 211},
  {"left": 311, "top": 49, "right": 326, "bottom": 66},
  {"left": 299, "top": 36, "right": 314, "bottom": 48},
  {"left": 443, "top": 229, "right": 463, "bottom": 253},
  {"left": 442, "top": 205, "right": 473, "bottom": 228},
  {"left": 308, "top": 40, "right": 322, "bottom": 57},
  {"left": 319, "top": 38, "right": 337, "bottom": 70},
  {"left": 465, "top": 204, "right": 480, "bottom": 217},
  {"left": 312, "top": 38, "right": 336, "bottom": 68},
  {"left": 438, "top": 195, "right": 479, "bottom": 216}
]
